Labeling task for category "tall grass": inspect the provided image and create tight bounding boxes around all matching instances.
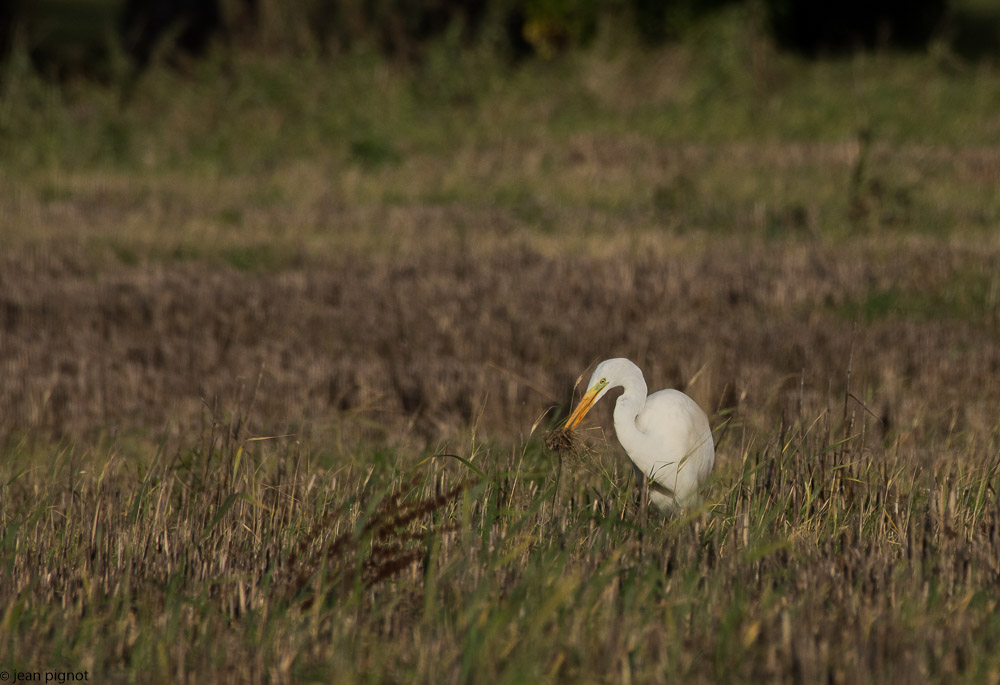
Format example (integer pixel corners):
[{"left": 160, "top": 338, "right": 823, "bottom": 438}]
[{"left": 2, "top": 392, "right": 998, "bottom": 682}]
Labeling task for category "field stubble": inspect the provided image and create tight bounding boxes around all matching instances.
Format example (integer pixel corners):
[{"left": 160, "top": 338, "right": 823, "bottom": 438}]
[
  {"left": 1, "top": 227, "right": 998, "bottom": 443},
  {"left": 1, "top": 230, "right": 999, "bottom": 682}
]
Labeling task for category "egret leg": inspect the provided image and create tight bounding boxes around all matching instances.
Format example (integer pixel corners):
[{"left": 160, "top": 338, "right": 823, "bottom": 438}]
[{"left": 632, "top": 463, "right": 650, "bottom": 526}]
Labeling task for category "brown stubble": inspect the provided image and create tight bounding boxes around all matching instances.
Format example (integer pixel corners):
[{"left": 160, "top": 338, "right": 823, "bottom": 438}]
[{"left": 1, "top": 236, "right": 997, "bottom": 451}]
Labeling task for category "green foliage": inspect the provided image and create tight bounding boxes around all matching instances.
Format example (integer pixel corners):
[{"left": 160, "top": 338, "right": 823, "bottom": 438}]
[
  {"left": 840, "top": 268, "right": 999, "bottom": 323},
  {"left": 16, "top": 0, "right": 995, "bottom": 78},
  {"left": 349, "top": 135, "right": 402, "bottom": 168},
  {"left": 520, "top": 0, "right": 600, "bottom": 57},
  {"left": 222, "top": 244, "right": 283, "bottom": 272}
]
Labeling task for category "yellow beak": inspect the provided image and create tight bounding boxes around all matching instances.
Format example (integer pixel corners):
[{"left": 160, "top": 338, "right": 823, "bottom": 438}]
[{"left": 564, "top": 382, "right": 607, "bottom": 430}]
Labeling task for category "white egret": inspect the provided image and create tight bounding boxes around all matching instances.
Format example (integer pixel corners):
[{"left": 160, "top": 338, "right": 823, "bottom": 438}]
[{"left": 563, "top": 358, "right": 715, "bottom": 514}]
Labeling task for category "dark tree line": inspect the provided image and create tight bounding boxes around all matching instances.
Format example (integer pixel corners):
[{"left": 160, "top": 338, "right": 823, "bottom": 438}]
[{"left": 0, "top": 0, "right": 989, "bottom": 78}]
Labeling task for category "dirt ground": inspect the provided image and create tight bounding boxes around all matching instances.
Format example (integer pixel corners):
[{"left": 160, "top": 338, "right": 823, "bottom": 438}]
[{"left": 1, "top": 239, "right": 997, "bottom": 449}]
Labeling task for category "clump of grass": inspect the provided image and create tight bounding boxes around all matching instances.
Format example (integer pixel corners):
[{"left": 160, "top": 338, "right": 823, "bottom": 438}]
[
  {"left": 543, "top": 426, "right": 580, "bottom": 454},
  {"left": 286, "top": 471, "right": 475, "bottom": 604},
  {"left": 544, "top": 425, "right": 607, "bottom": 491}
]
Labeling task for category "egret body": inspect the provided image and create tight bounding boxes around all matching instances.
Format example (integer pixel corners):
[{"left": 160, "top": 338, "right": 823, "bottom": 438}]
[{"left": 564, "top": 358, "right": 715, "bottom": 513}]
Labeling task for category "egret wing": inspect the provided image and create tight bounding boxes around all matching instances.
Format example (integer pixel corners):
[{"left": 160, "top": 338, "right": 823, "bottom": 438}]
[{"left": 633, "top": 389, "right": 715, "bottom": 508}]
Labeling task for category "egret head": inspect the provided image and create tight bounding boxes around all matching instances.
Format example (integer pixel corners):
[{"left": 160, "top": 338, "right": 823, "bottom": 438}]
[{"left": 564, "top": 358, "right": 637, "bottom": 430}]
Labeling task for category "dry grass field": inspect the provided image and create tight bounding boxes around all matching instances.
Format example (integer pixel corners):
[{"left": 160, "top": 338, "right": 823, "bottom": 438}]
[{"left": 2, "top": 12, "right": 1000, "bottom": 683}]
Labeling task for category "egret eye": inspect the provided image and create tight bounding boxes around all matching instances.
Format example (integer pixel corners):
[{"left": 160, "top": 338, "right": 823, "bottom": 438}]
[{"left": 601, "top": 378, "right": 607, "bottom": 384}]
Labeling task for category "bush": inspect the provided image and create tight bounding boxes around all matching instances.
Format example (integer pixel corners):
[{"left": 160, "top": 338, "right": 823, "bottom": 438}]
[{"left": 764, "top": 0, "right": 948, "bottom": 54}]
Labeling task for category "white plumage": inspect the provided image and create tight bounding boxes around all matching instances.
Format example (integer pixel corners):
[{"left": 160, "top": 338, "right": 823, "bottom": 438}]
[{"left": 564, "top": 358, "right": 715, "bottom": 513}]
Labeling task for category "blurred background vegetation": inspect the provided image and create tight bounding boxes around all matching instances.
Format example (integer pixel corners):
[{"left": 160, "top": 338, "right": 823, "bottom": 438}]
[
  {"left": 1, "top": 0, "right": 998, "bottom": 83},
  {"left": 2, "top": 0, "right": 999, "bottom": 196},
  {"left": 2, "top": 0, "right": 998, "bottom": 78}
]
